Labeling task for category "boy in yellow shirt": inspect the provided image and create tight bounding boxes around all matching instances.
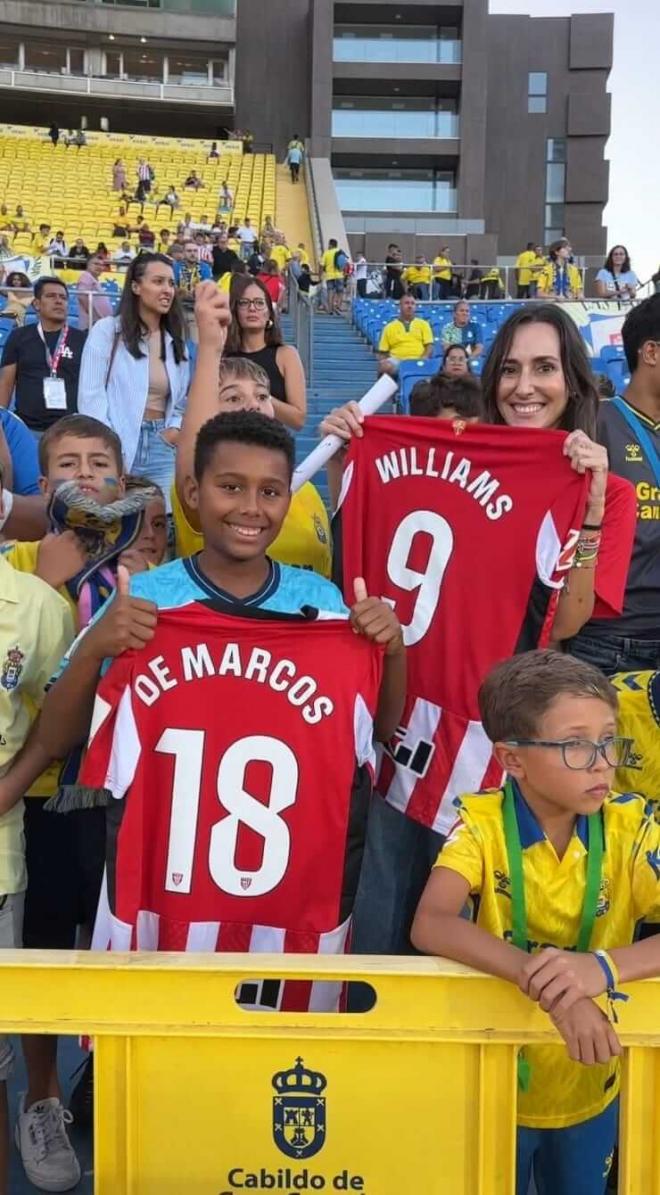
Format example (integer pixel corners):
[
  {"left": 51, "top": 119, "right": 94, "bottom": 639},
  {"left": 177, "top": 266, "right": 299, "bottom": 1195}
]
[
  {"left": 0, "top": 465, "right": 74, "bottom": 1195},
  {"left": 413, "top": 650, "right": 660, "bottom": 1195},
  {"left": 432, "top": 245, "right": 452, "bottom": 300},
  {"left": 402, "top": 255, "right": 432, "bottom": 300}
]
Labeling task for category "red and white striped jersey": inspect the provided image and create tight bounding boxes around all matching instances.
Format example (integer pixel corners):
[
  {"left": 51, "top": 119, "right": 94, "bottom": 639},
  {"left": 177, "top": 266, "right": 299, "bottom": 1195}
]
[
  {"left": 81, "top": 603, "right": 382, "bottom": 1008},
  {"left": 339, "top": 417, "right": 589, "bottom": 834}
]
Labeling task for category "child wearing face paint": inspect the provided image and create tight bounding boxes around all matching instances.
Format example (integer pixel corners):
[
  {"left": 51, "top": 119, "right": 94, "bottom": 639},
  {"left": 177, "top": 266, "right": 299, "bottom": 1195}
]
[{"left": 0, "top": 413, "right": 157, "bottom": 1190}]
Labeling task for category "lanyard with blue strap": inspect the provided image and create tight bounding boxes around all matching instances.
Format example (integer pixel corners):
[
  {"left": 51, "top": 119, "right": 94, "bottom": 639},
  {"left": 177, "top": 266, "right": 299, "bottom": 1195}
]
[
  {"left": 612, "top": 397, "right": 660, "bottom": 487},
  {"left": 502, "top": 780, "right": 604, "bottom": 1090}
]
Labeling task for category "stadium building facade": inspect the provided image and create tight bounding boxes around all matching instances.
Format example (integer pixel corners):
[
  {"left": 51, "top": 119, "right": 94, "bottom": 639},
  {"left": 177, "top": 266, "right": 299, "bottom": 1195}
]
[{"left": 0, "top": 0, "right": 612, "bottom": 262}]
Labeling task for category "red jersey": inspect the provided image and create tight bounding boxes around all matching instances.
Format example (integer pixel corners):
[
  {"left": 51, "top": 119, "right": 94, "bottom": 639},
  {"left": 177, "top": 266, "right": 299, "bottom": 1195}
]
[
  {"left": 81, "top": 604, "right": 382, "bottom": 1008},
  {"left": 340, "top": 417, "right": 589, "bottom": 833}
]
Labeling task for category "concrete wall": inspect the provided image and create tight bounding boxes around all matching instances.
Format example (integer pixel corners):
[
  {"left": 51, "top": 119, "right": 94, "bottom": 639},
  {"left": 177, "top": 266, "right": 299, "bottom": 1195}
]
[
  {"left": 0, "top": 0, "right": 234, "bottom": 41},
  {"left": 484, "top": 12, "right": 612, "bottom": 258},
  {"left": 457, "top": 0, "right": 488, "bottom": 221},
  {"left": 235, "top": 0, "right": 312, "bottom": 156}
]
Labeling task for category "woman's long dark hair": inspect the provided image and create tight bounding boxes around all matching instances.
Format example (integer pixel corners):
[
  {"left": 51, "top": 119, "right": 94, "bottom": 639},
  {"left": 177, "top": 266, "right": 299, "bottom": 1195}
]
[
  {"left": 603, "top": 245, "right": 632, "bottom": 275},
  {"left": 118, "top": 252, "right": 186, "bottom": 364},
  {"left": 225, "top": 273, "right": 283, "bottom": 353},
  {"left": 480, "top": 304, "right": 599, "bottom": 439}
]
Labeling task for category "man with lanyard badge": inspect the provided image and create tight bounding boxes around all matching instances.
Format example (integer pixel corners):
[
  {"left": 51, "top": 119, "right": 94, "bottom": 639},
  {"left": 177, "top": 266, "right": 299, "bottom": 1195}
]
[{"left": 0, "top": 277, "right": 86, "bottom": 438}]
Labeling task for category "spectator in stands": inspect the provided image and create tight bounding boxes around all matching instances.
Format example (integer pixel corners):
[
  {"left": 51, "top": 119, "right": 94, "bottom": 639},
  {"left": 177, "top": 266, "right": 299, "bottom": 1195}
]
[
  {"left": 377, "top": 294, "right": 433, "bottom": 378},
  {"left": 384, "top": 243, "right": 404, "bottom": 300},
  {"left": 256, "top": 259, "right": 285, "bottom": 310},
  {"left": 157, "top": 229, "right": 171, "bottom": 255},
  {"left": 515, "top": 242, "right": 544, "bottom": 299},
  {"left": 170, "top": 242, "right": 184, "bottom": 265},
  {"left": 113, "top": 241, "right": 135, "bottom": 267},
  {"left": 76, "top": 254, "right": 113, "bottom": 330},
  {"left": 225, "top": 275, "right": 306, "bottom": 430},
  {"left": 184, "top": 169, "right": 204, "bottom": 191},
  {"left": 403, "top": 254, "right": 432, "bottom": 301},
  {"left": 242, "top": 130, "right": 254, "bottom": 154},
  {"left": 157, "top": 185, "right": 180, "bottom": 215},
  {"left": 410, "top": 373, "right": 484, "bottom": 422},
  {"left": 286, "top": 138, "right": 303, "bottom": 184},
  {"left": 0, "top": 277, "right": 86, "bottom": 435},
  {"left": 112, "top": 206, "right": 131, "bottom": 239},
  {"left": 479, "top": 265, "right": 505, "bottom": 300},
  {"left": 78, "top": 252, "right": 189, "bottom": 502},
  {"left": 195, "top": 231, "right": 214, "bottom": 265},
  {"left": 95, "top": 242, "right": 111, "bottom": 265},
  {"left": 46, "top": 231, "right": 68, "bottom": 265},
  {"left": 320, "top": 237, "right": 347, "bottom": 316},
  {"left": 0, "top": 236, "right": 12, "bottom": 261},
  {"left": 14, "top": 205, "right": 29, "bottom": 232},
  {"left": 432, "top": 245, "right": 453, "bottom": 300},
  {"left": 269, "top": 235, "right": 292, "bottom": 276},
  {"left": 219, "top": 180, "right": 233, "bottom": 215},
  {"left": 212, "top": 230, "right": 239, "bottom": 280},
  {"left": 112, "top": 157, "right": 127, "bottom": 192},
  {"left": 48, "top": 122, "right": 59, "bottom": 148},
  {"left": 464, "top": 260, "right": 483, "bottom": 300},
  {"left": 237, "top": 218, "right": 257, "bottom": 261},
  {"left": 227, "top": 225, "right": 241, "bottom": 254},
  {"left": 218, "top": 257, "right": 247, "bottom": 294},
  {"left": 442, "top": 343, "right": 470, "bottom": 377},
  {"left": 208, "top": 141, "right": 220, "bottom": 160},
  {"left": 74, "top": 129, "right": 87, "bottom": 149},
  {"left": 441, "top": 301, "right": 484, "bottom": 358},
  {"left": 0, "top": 207, "right": 12, "bottom": 233},
  {"left": 1, "top": 271, "right": 34, "bottom": 325},
  {"left": 179, "top": 212, "right": 194, "bottom": 238},
  {"left": 261, "top": 215, "right": 276, "bottom": 240},
  {"left": 595, "top": 245, "right": 639, "bottom": 302},
  {"left": 538, "top": 238, "right": 584, "bottom": 301},
  {"left": 124, "top": 474, "right": 168, "bottom": 567},
  {"left": 297, "top": 263, "right": 314, "bottom": 294},
  {"left": 174, "top": 240, "right": 212, "bottom": 341},
  {"left": 31, "top": 223, "right": 51, "bottom": 256},
  {"left": 137, "top": 222, "right": 156, "bottom": 250},
  {"left": 568, "top": 295, "right": 660, "bottom": 673},
  {"left": 67, "top": 237, "right": 90, "bottom": 267},
  {"left": 137, "top": 158, "right": 154, "bottom": 195},
  {"left": 481, "top": 303, "right": 635, "bottom": 647},
  {"left": 247, "top": 242, "right": 265, "bottom": 277}
]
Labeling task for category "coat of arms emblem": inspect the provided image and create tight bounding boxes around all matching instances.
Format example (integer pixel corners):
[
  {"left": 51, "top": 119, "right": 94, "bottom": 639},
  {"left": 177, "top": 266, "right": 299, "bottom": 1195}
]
[{"left": 272, "top": 1057, "right": 327, "bottom": 1159}]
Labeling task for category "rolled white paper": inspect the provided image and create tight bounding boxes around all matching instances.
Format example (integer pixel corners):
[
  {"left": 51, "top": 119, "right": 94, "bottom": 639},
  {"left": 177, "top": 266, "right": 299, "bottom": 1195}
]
[{"left": 291, "top": 375, "right": 398, "bottom": 493}]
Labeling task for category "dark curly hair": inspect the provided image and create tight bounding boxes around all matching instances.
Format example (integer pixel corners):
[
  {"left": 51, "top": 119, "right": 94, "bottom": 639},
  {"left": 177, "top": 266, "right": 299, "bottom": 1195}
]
[{"left": 193, "top": 410, "right": 295, "bottom": 482}]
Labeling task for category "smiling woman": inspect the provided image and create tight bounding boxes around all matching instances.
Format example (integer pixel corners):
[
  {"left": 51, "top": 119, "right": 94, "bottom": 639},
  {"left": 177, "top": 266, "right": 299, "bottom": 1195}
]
[
  {"left": 481, "top": 304, "right": 637, "bottom": 646},
  {"left": 78, "top": 254, "right": 190, "bottom": 510}
]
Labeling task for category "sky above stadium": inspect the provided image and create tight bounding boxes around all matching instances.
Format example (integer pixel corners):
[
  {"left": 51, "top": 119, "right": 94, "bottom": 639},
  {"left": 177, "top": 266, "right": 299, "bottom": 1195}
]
[{"left": 489, "top": 0, "right": 657, "bottom": 286}]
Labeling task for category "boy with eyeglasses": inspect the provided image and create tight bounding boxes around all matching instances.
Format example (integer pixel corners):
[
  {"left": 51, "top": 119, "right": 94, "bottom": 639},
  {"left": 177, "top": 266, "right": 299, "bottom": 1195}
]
[{"left": 412, "top": 649, "right": 660, "bottom": 1195}]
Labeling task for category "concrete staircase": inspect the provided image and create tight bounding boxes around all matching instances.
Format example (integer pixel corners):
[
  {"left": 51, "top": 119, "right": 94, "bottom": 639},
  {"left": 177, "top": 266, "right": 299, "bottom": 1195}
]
[
  {"left": 275, "top": 163, "right": 315, "bottom": 265},
  {"left": 281, "top": 310, "right": 378, "bottom": 507}
]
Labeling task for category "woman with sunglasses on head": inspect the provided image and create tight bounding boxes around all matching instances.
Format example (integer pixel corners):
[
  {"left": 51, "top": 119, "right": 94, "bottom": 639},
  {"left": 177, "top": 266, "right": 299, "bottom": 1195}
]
[
  {"left": 480, "top": 303, "right": 636, "bottom": 646},
  {"left": 224, "top": 274, "right": 306, "bottom": 430}
]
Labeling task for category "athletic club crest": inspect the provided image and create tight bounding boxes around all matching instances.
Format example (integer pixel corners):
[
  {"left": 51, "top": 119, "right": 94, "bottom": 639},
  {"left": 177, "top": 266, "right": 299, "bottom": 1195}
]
[
  {"left": 272, "top": 1057, "right": 327, "bottom": 1159},
  {"left": 1, "top": 645, "right": 24, "bottom": 691}
]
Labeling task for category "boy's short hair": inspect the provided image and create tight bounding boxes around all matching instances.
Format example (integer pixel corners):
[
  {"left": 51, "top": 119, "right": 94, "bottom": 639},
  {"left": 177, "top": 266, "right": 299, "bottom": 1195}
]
[
  {"left": 479, "top": 650, "right": 618, "bottom": 743},
  {"left": 38, "top": 414, "right": 124, "bottom": 476},
  {"left": 410, "top": 375, "right": 484, "bottom": 420},
  {"left": 124, "top": 473, "right": 164, "bottom": 500},
  {"left": 194, "top": 410, "right": 295, "bottom": 483},
  {"left": 218, "top": 357, "right": 271, "bottom": 392},
  {"left": 34, "top": 276, "right": 67, "bottom": 300}
]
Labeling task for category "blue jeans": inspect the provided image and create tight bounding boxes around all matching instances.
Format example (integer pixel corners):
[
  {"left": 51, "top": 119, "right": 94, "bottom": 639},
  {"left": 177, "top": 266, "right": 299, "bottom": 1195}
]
[
  {"left": 132, "top": 419, "right": 176, "bottom": 513},
  {"left": 517, "top": 1099, "right": 618, "bottom": 1195},
  {"left": 567, "top": 630, "right": 660, "bottom": 675}
]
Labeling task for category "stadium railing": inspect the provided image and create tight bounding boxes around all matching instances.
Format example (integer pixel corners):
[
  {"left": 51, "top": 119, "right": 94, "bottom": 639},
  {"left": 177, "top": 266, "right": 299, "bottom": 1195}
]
[
  {"left": 0, "top": 949, "right": 656, "bottom": 1194},
  {"left": 289, "top": 275, "right": 315, "bottom": 387},
  {"left": 354, "top": 263, "right": 596, "bottom": 302}
]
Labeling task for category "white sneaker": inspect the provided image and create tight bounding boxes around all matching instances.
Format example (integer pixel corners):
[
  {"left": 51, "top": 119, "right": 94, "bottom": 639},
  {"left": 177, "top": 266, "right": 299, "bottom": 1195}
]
[{"left": 15, "top": 1093, "right": 81, "bottom": 1192}]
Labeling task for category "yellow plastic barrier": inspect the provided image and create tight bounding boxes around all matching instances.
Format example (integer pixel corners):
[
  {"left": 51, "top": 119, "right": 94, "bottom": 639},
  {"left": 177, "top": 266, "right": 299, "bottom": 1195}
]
[{"left": 1, "top": 951, "right": 658, "bottom": 1194}]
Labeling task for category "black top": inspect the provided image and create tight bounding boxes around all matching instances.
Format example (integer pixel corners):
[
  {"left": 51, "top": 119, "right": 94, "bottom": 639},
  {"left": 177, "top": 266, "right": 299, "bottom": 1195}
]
[
  {"left": 297, "top": 273, "right": 312, "bottom": 293},
  {"left": 1, "top": 324, "right": 87, "bottom": 430},
  {"left": 226, "top": 344, "right": 286, "bottom": 403},
  {"left": 212, "top": 246, "right": 239, "bottom": 279}
]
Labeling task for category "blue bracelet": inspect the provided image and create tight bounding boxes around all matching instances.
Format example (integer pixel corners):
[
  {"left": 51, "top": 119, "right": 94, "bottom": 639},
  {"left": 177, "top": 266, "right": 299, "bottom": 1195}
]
[{"left": 593, "top": 950, "right": 616, "bottom": 991}]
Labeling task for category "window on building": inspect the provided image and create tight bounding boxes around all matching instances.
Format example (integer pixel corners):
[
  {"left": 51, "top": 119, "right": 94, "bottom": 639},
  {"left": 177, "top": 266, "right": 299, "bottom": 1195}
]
[
  {"left": 544, "top": 138, "right": 566, "bottom": 242},
  {"left": 24, "top": 41, "right": 68, "bottom": 72},
  {"left": 0, "top": 35, "right": 20, "bottom": 68},
  {"left": 332, "top": 97, "right": 459, "bottom": 139},
  {"left": 104, "top": 51, "right": 122, "bottom": 78},
  {"left": 333, "top": 24, "right": 461, "bottom": 65},
  {"left": 100, "top": 0, "right": 161, "bottom": 8},
  {"left": 122, "top": 48, "right": 164, "bottom": 81},
  {"left": 68, "top": 48, "right": 85, "bottom": 75},
  {"left": 167, "top": 50, "right": 210, "bottom": 85},
  {"left": 333, "top": 167, "right": 457, "bottom": 214},
  {"left": 528, "top": 72, "right": 547, "bottom": 114}
]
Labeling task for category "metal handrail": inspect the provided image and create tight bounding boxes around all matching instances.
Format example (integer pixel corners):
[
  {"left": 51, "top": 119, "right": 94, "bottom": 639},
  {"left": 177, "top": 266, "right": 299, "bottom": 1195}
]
[{"left": 287, "top": 275, "right": 314, "bottom": 387}]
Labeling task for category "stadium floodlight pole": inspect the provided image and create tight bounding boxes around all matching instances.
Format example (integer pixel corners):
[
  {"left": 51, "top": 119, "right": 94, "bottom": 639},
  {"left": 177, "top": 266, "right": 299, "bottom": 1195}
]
[{"left": 291, "top": 374, "right": 398, "bottom": 493}]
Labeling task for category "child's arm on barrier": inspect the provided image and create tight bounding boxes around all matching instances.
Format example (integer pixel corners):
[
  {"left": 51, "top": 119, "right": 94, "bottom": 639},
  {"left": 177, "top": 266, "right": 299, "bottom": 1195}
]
[{"left": 411, "top": 866, "right": 529, "bottom": 984}]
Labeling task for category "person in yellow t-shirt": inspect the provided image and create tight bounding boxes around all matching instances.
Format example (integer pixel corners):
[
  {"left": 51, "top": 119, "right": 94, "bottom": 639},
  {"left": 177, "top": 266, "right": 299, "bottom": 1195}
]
[
  {"left": 269, "top": 238, "right": 292, "bottom": 273},
  {"left": 516, "top": 242, "right": 540, "bottom": 299},
  {"left": 611, "top": 670, "right": 660, "bottom": 817},
  {"left": 432, "top": 245, "right": 453, "bottom": 300},
  {"left": 320, "top": 237, "right": 347, "bottom": 315},
  {"left": 377, "top": 294, "right": 433, "bottom": 378},
  {"left": 538, "top": 239, "right": 584, "bottom": 301},
  {"left": 174, "top": 282, "right": 332, "bottom": 577},
  {"left": 412, "top": 650, "right": 660, "bottom": 1195},
  {"left": 402, "top": 255, "right": 432, "bottom": 301},
  {"left": 296, "top": 242, "right": 310, "bottom": 267},
  {"left": 0, "top": 537, "right": 73, "bottom": 1195}
]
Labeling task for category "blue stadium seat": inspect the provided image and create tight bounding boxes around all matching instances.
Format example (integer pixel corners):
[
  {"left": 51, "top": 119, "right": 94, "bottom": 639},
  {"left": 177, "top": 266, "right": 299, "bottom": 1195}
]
[
  {"left": 600, "top": 344, "right": 625, "bottom": 364},
  {"left": 604, "top": 359, "right": 630, "bottom": 394},
  {"left": 398, "top": 359, "right": 437, "bottom": 414},
  {"left": 0, "top": 317, "right": 15, "bottom": 334}
]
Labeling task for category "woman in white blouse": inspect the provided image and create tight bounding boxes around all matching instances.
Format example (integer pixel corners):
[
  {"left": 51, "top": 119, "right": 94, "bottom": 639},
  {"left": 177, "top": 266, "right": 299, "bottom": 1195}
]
[{"left": 78, "top": 253, "right": 189, "bottom": 509}]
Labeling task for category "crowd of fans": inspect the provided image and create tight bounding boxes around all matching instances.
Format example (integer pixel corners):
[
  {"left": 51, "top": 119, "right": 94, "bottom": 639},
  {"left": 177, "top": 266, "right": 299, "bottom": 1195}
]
[{"left": 0, "top": 192, "right": 657, "bottom": 1195}]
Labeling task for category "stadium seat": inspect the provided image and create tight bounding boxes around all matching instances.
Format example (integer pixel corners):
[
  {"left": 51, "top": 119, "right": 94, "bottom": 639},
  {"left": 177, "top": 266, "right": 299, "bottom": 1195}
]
[{"left": 398, "top": 359, "right": 437, "bottom": 414}]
